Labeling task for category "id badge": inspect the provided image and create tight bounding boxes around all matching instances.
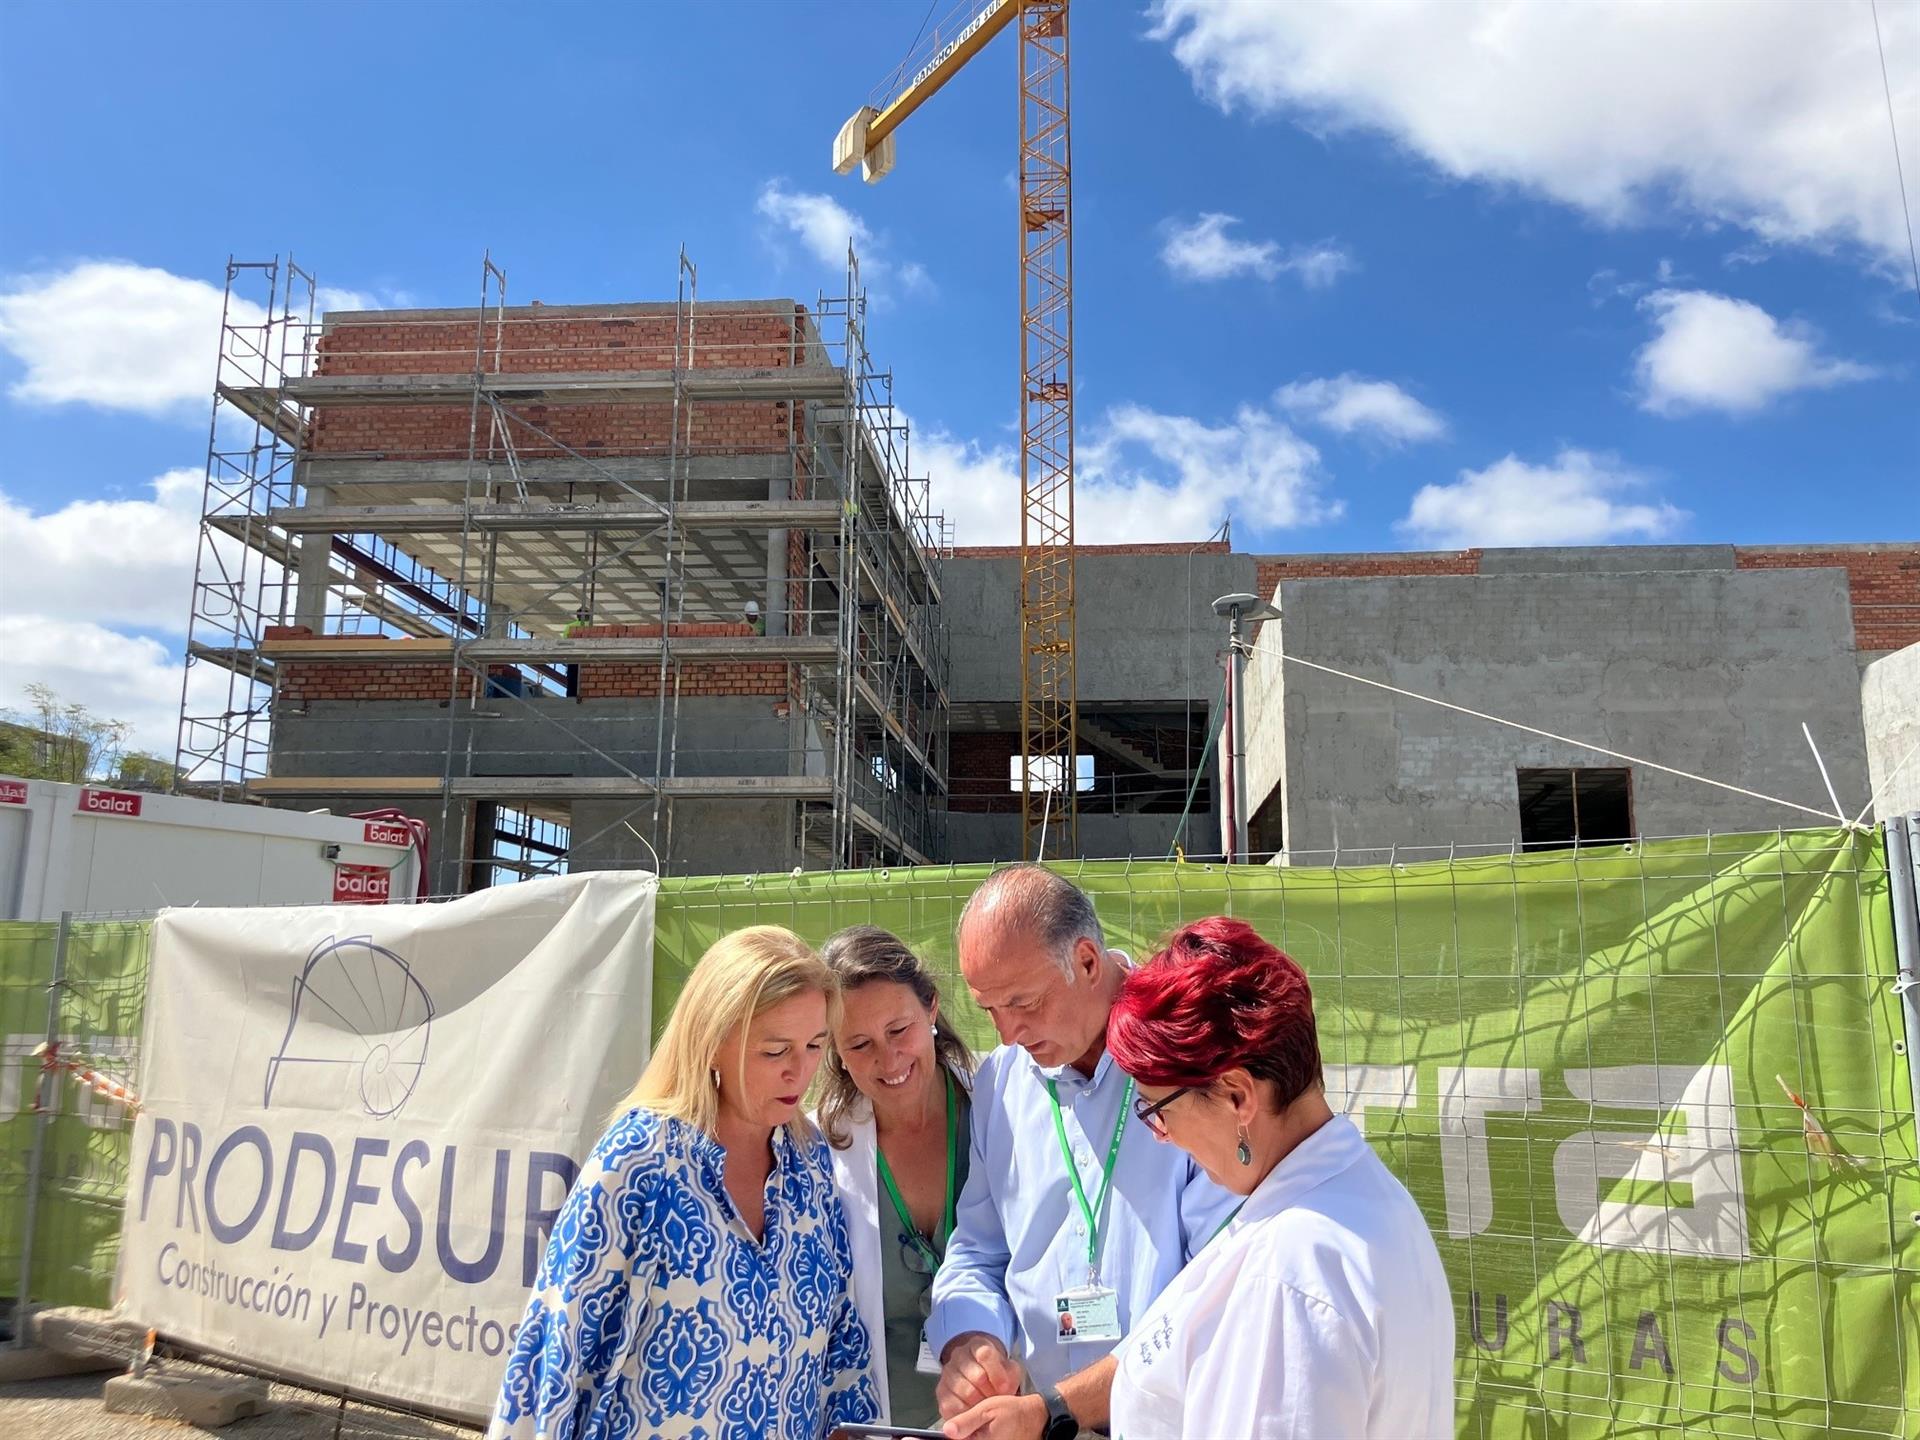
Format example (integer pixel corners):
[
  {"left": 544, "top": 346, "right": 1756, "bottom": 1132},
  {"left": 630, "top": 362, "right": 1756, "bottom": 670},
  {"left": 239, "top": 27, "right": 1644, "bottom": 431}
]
[
  {"left": 1053, "top": 1284, "right": 1122, "bottom": 1343},
  {"left": 915, "top": 1327, "right": 940, "bottom": 1375}
]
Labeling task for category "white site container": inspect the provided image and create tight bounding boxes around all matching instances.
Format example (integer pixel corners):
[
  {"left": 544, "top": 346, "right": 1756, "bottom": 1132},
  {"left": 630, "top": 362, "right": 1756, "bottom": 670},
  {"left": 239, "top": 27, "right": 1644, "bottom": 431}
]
[{"left": 0, "top": 776, "right": 423, "bottom": 921}]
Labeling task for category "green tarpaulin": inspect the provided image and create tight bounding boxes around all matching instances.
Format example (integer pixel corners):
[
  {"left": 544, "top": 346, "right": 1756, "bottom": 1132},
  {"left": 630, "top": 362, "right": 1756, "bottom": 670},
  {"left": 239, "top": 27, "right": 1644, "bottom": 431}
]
[
  {"left": 653, "top": 830, "right": 1918, "bottom": 1438},
  {"left": 8, "top": 829, "right": 1915, "bottom": 1435}
]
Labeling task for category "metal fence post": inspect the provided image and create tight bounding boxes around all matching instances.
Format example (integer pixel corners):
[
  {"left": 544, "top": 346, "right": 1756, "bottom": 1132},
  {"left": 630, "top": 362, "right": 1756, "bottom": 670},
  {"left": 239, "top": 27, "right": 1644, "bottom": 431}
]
[
  {"left": 1887, "top": 815, "right": 1920, "bottom": 1131},
  {"left": 11, "top": 910, "right": 69, "bottom": 1349}
]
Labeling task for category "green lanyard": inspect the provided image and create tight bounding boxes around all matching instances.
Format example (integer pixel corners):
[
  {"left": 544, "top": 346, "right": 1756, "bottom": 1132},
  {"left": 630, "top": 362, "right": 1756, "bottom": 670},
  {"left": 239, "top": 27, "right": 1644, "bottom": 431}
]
[
  {"left": 875, "top": 1069, "right": 959, "bottom": 1269},
  {"left": 1046, "top": 1074, "right": 1135, "bottom": 1281},
  {"left": 1210, "top": 1202, "right": 1245, "bottom": 1248}
]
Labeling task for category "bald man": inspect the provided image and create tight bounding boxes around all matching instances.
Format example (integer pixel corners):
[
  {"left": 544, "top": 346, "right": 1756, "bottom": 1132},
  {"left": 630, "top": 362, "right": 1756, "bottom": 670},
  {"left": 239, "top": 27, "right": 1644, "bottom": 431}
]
[{"left": 927, "top": 865, "right": 1234, "bottom": 1440}]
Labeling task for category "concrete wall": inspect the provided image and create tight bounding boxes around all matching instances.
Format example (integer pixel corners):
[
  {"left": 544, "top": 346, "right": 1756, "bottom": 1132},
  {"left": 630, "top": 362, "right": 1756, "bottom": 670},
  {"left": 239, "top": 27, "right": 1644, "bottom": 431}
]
[
  {"left": 569, "top": 798, "right": 798, "bottom": 876},
  {"left": 1863, "top": 642, "right": 1920, "bottom": 820},
  {"left": 271, "top": 697, "right": 799, "bottom": 779},
  {"left": 946, "top": 549, "right": 1254, "bottom": 704},
  {"left": 1261, "top": 566, "right": 1870, "bottom": 858},
  {"left": 268, "top": 696, "right": 810, "bottom": 885},
  {"left": 947, "top": 811, "right": 1204, "bottom": 864}
]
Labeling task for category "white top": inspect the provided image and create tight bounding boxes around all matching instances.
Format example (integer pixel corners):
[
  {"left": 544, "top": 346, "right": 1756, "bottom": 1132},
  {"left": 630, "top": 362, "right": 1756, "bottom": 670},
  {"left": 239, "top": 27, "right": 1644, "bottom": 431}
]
[
  {"left": 822, "top": 1106, "right": 892, "bottom": 1418},
  {"left": 1109, "top": 1115, "right": 1454, "bottom": 1440},
  {"left": 819, "top": 1068, "right": 976, "bottom": 1422}
]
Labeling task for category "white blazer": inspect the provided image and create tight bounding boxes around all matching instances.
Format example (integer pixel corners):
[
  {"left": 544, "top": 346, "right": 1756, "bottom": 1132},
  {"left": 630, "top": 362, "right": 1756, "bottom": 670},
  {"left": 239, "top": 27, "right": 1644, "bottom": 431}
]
[
  {"left": 818, "top": 1069, "right": 973, "bottom": 1423},
  {"left": 822, "top": 1105, "right": 892, "bottom": 1419}
]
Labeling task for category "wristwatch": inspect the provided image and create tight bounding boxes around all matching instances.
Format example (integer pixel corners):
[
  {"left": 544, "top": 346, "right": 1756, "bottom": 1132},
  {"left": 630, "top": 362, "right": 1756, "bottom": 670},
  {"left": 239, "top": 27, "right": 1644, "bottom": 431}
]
[{"left": 1039, "top": 1384, "right": 1078, "bottom": 1440}]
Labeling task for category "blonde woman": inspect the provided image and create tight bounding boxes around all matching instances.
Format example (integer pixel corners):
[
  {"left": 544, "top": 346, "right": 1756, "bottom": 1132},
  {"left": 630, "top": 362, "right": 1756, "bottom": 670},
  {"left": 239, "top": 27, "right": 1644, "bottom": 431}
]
[
  {"left": 815, "top": 926, "right": 977, "bottom": 1426},
  {"left": 489, "top": 926, "right": 879, "bottom": 1440}
]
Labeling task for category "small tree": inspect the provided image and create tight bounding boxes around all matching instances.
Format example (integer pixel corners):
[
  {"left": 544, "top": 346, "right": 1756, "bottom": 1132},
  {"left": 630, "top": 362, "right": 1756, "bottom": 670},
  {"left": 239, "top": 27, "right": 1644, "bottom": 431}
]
[{"left": 0, "top": 684, "right": 134, "bottom": 783}]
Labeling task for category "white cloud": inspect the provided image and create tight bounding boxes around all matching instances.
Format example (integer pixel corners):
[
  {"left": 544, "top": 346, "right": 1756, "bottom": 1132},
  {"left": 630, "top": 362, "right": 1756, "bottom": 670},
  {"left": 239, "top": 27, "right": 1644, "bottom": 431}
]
[
  {"left": 757, "top": 181, "right": 931, "bottom": 297},
  {"left": 1087, "top": 403, "right": 1337, "bottom": 537},
  {"left": 0, "top": 618, "right": 191, "bottom": 761},
  {"left": 1276, "top": 373, "right": 1446, "bottom": 443},
  {"left": 918, "top": 401, "right": 1336, "bottom": 546},
  {"left": 1281, "top": 241, "right": 1357, "bottom": 289},
  {"left": 316, "top": 286, "right": 378, "bottom": 313},
  {"left": 0, "top": 468, "right": 288, "bottom": 762},
  {"left": 1398, "top": 448, "right": 1685, "bottom": 548},
  {"left": 1634, "top": 289, "right": 1876, "bottom": 416},
  {"left": 1163, "top": 213, "right": 1279, "bottom": 280},
  {"left": 1151, "top": 0, "right": 1920, "bottom": 264},
  {"left": 1160, "top": 214, "right": 1354, "bottom": 287},
  {"left": 912, "top": 424, "right": 1022, "bottom": 549},
  {"left": 0, "top": 262, "right": 408, "bottom": 420},
  {"left": 0, "top": 262, "right": 237, "bottom": 417},
  {"left": 0, "top": 470, "right": 203, "bottom": 632}
]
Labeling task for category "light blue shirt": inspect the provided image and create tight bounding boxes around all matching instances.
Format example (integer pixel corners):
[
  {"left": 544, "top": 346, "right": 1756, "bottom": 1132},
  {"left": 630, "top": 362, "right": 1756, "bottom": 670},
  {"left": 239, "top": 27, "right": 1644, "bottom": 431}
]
[{"left": 926, "top": 1044, "right": 1237, "bottom": 1390}]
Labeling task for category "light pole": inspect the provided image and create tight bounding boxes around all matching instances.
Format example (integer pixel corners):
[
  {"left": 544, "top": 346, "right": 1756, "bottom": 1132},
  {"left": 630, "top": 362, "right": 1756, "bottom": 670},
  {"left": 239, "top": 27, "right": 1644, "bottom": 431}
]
[{"left": 1212, "top": 592, "right": 1281, "bottom": 862}]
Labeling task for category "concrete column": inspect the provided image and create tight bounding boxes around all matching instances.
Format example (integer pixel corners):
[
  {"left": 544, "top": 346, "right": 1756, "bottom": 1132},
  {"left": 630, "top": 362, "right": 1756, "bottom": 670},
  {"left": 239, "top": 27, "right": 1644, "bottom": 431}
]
[
  {"left": 292, "top": 481, "right": 331, "bottom": 630},
  {"left": 766, "top": 477, "right": 790, "bottom": 638},
  {"left": 481, "top": 535, "right": 506, "bottom": 638}
]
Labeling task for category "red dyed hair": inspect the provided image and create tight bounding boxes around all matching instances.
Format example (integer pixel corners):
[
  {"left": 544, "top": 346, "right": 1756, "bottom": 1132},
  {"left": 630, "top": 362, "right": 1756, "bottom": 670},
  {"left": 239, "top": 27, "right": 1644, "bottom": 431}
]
[{"left": 1107, "top": 916, "right": 1322, "bottom": 1108}]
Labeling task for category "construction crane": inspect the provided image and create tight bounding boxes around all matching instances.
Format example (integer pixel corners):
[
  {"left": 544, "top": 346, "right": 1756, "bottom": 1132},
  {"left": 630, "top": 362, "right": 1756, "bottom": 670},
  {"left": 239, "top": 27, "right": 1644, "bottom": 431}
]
[{"left": 833, "top": 0, "right": 1078, "bottom": 861}]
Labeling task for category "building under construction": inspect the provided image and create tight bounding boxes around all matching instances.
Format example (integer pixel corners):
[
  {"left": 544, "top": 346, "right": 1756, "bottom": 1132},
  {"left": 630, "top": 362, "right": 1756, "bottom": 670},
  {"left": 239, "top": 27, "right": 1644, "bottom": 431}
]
[
  {"left": 179, "top": 254, "right": 956, "bottom": 888},
  {"left": 173, "top": 254, "right": 1920, "bottom": 890}
]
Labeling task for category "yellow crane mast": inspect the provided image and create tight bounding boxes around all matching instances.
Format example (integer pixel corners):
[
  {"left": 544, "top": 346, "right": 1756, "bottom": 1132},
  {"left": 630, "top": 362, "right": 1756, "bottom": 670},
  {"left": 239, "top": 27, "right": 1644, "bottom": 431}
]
[{"left": 833, "top": 0, "right": 1079, "bottom": 861}]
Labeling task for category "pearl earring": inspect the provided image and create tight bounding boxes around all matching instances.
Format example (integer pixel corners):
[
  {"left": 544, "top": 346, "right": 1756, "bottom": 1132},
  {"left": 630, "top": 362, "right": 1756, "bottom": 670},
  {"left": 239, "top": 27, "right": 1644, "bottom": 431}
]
[{"left": 1236, "top": 1128, "right": 1253, "bottom": 1166}]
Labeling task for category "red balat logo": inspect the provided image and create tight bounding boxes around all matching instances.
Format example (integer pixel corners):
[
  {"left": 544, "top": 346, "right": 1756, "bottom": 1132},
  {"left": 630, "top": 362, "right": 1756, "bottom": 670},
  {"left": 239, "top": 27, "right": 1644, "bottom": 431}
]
[
  {"left": 0, "top": 780, "right": 28, "bottom": 805},
  {"left": 333, "top": 864, "right": 392, "bottom": 905},
  {"left": 362, "top": 820, "right": 412, "bottom": 848},
  {"left": 79, "top": 787, "right": 143, "bottom": 817}
]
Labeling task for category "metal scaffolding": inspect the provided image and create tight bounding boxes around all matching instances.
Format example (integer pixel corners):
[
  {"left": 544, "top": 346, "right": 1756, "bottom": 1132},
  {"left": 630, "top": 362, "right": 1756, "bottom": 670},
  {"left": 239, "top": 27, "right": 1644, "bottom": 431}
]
[{"left": 173, "top": 249, "right": 949, "bottom": 886}]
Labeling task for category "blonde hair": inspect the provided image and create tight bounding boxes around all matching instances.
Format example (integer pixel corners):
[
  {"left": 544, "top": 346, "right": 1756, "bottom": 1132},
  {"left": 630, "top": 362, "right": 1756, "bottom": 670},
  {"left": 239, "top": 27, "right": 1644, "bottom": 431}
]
[{"left": 620, "top": 925, "right": 836, "bottom": 1138}]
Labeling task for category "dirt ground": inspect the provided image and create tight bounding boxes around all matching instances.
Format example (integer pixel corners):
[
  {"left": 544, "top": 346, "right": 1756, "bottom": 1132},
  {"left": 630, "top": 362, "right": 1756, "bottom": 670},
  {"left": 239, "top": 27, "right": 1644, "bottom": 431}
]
[{"left": 0, "top": 1361, "right": 477, "bottom": 1439}]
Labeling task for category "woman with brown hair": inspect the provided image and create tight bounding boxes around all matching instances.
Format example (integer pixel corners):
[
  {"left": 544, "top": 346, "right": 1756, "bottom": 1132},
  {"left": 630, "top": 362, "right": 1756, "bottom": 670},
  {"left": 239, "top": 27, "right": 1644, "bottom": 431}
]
[{"left": 815, "top": 925, "right": 977, "bottom": 1427}]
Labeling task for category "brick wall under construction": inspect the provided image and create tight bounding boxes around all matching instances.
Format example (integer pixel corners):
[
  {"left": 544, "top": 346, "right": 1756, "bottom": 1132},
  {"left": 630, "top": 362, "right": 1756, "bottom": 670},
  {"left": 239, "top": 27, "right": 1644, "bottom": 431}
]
[{"left": 308, "top": 305, "right": 817, "bottom": 461}]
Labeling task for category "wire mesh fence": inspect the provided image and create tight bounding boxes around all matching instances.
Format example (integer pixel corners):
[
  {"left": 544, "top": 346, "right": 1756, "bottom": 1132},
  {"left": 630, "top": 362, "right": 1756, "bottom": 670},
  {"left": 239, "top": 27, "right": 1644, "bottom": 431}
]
[
  {"left": 1, "top": 916, "right": 148, "bottom": 1328},
  {"left": 3, "top": 825, "right": 1917, "bottom": 1438},
  {"left": 650, "top": 828, "right": 1920, "bottom": 1439}
]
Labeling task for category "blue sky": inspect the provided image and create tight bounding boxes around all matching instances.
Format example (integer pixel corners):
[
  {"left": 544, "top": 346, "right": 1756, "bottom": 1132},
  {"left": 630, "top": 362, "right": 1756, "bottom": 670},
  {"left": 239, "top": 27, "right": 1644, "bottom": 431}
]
[{"left": 0, "top": 0, "right": 1915, "bottom": 752}]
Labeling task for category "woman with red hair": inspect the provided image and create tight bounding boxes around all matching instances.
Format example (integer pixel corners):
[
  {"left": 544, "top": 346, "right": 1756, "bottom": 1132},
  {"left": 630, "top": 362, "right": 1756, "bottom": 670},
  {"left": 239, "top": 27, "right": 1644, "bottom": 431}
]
[{"left": 1102, "top": 916, "right": 1453, "bottom": 1438}]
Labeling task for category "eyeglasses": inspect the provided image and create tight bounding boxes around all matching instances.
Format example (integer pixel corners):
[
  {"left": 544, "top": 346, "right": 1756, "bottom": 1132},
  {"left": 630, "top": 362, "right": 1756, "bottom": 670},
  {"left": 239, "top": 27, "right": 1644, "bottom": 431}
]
[{"left": 1132, "top": 1085, "right": 1198, "bottom": 1136}]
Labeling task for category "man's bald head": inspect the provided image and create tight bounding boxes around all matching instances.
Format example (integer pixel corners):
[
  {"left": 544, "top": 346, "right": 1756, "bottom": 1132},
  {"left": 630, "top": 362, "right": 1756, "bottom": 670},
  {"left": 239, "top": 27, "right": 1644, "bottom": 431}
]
[
  {"left": 956, "top": 864, "right": 1104, "bottom": 979},
  {"left": 955, "top": 866, "right": 1117, "bottom": 1071}
]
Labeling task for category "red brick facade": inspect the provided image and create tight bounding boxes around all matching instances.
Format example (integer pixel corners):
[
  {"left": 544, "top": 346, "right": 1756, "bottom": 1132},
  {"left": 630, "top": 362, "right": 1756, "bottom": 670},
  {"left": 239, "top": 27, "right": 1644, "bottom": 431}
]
[
  {"left": 1734, "top": 546, "right": 1920, "bottom": 652},
  {"left": 569, "top": 624, "right": 788, "bottom": 700},
  {"left": 949, "top": 731, "right": 1020, "bottom": 813},
  {"left": 277, "top": 661, "right": 478, "bottom": 705},
  {"left": 309, "top": 306, "right": 815, "bottom": 461},
  {"left": 274, "top": 624, "right": 791, "bottom": 703},
  {"left": 951, "top": 542, "right": 1233, "bottom": 560},
  {"left": 1253, "top": 550, "right": 1482, "bottom": 602}
]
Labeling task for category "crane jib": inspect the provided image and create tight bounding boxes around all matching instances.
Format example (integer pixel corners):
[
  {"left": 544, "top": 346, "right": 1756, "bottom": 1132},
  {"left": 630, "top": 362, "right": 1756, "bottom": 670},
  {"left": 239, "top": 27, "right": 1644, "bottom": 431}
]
[{"left": 907, "top": 0, "right": 1015, "bottom": 99}]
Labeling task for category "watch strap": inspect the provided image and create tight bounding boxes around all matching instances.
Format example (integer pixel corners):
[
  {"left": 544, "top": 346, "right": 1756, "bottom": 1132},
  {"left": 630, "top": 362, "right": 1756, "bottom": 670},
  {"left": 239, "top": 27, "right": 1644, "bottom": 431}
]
[{"left": 1039, "top": 1384, "right": 1077, "bottom": 1440}]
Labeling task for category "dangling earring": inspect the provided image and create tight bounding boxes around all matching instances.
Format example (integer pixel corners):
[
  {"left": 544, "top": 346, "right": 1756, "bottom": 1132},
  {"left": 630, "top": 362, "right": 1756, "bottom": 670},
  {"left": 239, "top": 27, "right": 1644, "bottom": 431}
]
[
  {"left": 1236, "top": 1127, "right": 1253, "bottom": 1166},
  {"left": 710, "top": 1068, "right": 722, "bottom": 1091},
  {"left": 930, "top": 1022, "right": 939, "bottom": 1040}
]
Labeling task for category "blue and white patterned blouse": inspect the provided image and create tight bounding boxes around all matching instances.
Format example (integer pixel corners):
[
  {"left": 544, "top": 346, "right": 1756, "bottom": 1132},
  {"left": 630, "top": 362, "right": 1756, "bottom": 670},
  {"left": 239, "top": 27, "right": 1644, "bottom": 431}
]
[{"left": 488, "top": 1107, "right": 879, "bottom": 1440}]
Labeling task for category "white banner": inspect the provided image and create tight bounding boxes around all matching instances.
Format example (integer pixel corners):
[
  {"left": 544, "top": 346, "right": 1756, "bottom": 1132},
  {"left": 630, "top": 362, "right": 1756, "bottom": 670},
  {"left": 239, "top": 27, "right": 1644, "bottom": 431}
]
[{"left": 116, "top": 872, "right": 657, "bottom": 1420}]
